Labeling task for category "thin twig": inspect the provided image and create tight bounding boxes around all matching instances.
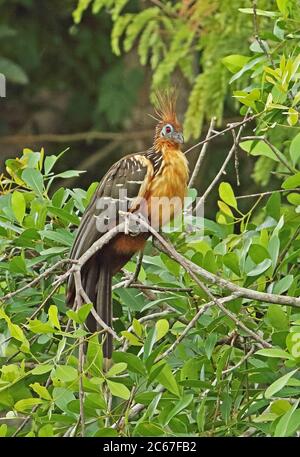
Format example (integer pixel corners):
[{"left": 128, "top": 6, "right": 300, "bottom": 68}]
[
  {"left": 232, "top": 128, "right": 240, "bottom": 186},
  {"left": 153, "top": 232, "right": 300, "bottom": 308},
  {"left": 188, "top": 117, "right": 216, "bottom": 187},
  {"left": 236, "top": 188, "right": 300, "bottom": 199},
  {"left": 1, "top": 259, "right": 74, "bottom": 302},
  {"left": 28, "top": 282, "right": 61, "bottom": 321},
  {"left": 194, "top": 118, "right": 249, "bottom": 213},
  {"left": 222, "top": 346, "right": 255, "bottom": 374},
  {"left": 155, "top": 296, "right": 236, "bottom": 362},
  {"left": 252, "top": 0, "right": 275, "bottom": 67},
  {"left": 184, "top": 113, "right": 259, "bottom": 155},
  {"left": 241, "top": 135, "right": 294, "bottom": 173},
  {"left": 124, "top": 251, "right": 144, "bottom": 288}
]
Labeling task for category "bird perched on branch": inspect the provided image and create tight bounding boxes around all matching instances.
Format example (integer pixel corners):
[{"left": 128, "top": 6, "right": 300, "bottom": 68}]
[{"left": 67, "top": 90, "right": 189, "bottom": 366}]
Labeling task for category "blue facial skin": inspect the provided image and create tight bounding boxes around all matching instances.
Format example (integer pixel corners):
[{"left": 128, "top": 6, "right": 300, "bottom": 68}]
[{"left": 161, "top": 124, "right": 184, "bottom": 144}]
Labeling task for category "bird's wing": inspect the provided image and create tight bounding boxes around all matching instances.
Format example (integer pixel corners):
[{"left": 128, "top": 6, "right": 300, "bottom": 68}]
[{"left": 69, "top": 153, "right": 154, "bottom": 262}]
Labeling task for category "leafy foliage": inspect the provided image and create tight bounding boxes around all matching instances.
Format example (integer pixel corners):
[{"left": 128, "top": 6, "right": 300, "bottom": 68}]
[{"left": 0, "top": 140, "right": 300, "bottom": 436}]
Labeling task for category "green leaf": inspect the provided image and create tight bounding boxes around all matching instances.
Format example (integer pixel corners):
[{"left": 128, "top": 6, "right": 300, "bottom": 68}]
[
  {"left": 271, "top": 399, "right": 291, "bottom": 416},
  {"left": 132, "top": 318, "right": 143, "bottom": 338},
  {"left": 273, "top": 275, "right": 293, "bottom": 295},
  {"left": 266, "top": 193, "right": 281, "bottom": 221},
  {"left": 86, "top": 334, "right": 103, "bottom": 376},
  {"left": 287, "top": 193, "right": 300, "bottom": 205},
  {"left": 53, "top": 170, "right": 85, "bottom": 179},
  {"left": 29, "top": 382, "right": 52, "bottom": 400},
  {"left": 247, "top": 258, "right": 272, "bottom": 276},
  {"left": 218, "top": 201, "right": 234, "bottom": 218},
  {"left": 48, "top": 305, "right": 61, "bottom": 330},
  {"left": 121, "top": 331, "right": 143, "bottom": 347},
  {"left": 44, "top": 155, "right": 58, "bottom": 175},
  {"left": 52, "top": 387, "right": 75, "bottom": 413},
  {"left": 77, "top": 303, "right": 93, "bottom": 323},
  {"left": 156, "top": 363, "right": 180, "bottom": 397},
  {"left": 28, "top": 319, "right": 55, "bottom": 334},
  {"left": 22, "top": 168, "right": 44, "bottom": 197},
  {"left": 223, "top": 252, "right": 240, "bottom": 276},
  {"left": 0, "top": 424, "right": 7, "bottom": 437},
  {"left": 265, "top": 369, "right": 298, "bottom": 398},
  {"left": 134, "top": 422, "right": 165, "bottom": 437},
  {"left": 53, "top": 365, "right": 78, "bottom": 382},
  {"left": 282, "top": 172, "right": 300, "bottom": 189},
  {"left": 0, "top": 57, "right": 28, "bottom": 84},
  {"left": 9, "top": 255, "right": 27, "bottom": 274},
  {"left": 143, "top": 326, "right": 157, "bottom": 359},
  {"left": 0, "top": 309, "right": 29, "bottom": 350},
  {"left": 249, "top": 244, "right": 270, "bottom": 264},
  {"left": 155, "top": 319, "right": 169, "bottom": 342},
  {"left": 113, "top": 352, "right": 145, "bottom": 375},
  {"left": 240, "top": 140, "right": 281, "bottom": 162},
  {"left": 289, "top": 133, "right": 300, "bottom": 166},
  {"left": 256, "top": 348, "right": 294, "bottom": 360},
  {"left": 107, "top": 380, "right": 130, "bottom": 400},
  {"left": 11, "top": 191, "right": 26, "bottom": 224},
  {"left": 197, "top": 400, "right": 206, "bottom": 432},
  {"left": 267, "top": 305, "right": 288, "bottom": 330},
  {"left": 276, "top": 0, "right": 289, "bottom": 16},
  {"left": 274, "top": 400, "right": 300, "bottom": 437},
  {"left": 219, "top": 182, "right": 237, "bottom": 209},
  {"left": 38, "top": 424, "right": 53, "bottom": 437},
  {"left": 222, "top": 54, "right": 250, "bottom": 73},
  {"left": 163, "top": 394, "right": 193, "bottom": 425},
  {"left": 106, "top": 363, "right": 127, "bottom": 378},
  {"left": 14, "top": 398, "right": 43, "bottom": 412},
  {"left": 205, "top": 333, "right": 218, "bottom": 360},
  {"left": 31, "top": 364, "right": 53, "bottom": 375},
  {"left": 47, "top": 207, "right": 80, "bottom": 225}
]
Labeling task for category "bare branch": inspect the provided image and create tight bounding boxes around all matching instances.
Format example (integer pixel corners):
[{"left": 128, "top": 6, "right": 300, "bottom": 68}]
[
  {"left": 1, "top": 259, "right": 75, "bottom": 302},
  {"left": 222, "top": 346, "right": 255, "bottom": 375},
  {"left": 194, "top": 118, "right": 248, "bottom": 213},
  {"left": 155, "top": 295, "right": 237, "bottom": 362},
  {"left": 252, "top": 0, "right": 275, "bottom": 67},
  {"left": 184, "top": 113, "right": 259, "bottom": 155},
  {"left": 236, "top": 188, "right": 300, "bottom": 199},
  {"left": 188, "top": 117, "right": 216, "bottom": 187},
  {"left": 241, "top": 135, "right": 294, "bottom": 173}
]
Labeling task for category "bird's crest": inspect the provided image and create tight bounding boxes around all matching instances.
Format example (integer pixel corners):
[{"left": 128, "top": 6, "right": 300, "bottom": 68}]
[{"left": 153, "top": 89, "right": 179, "bottom": 126}]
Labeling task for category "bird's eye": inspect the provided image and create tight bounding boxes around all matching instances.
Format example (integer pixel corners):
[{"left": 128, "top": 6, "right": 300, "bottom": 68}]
[{"left": 162, "top": 124, "right": 173, "bottom": 136}]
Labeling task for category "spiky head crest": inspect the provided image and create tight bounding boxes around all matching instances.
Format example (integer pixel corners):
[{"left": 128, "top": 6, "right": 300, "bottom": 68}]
[
  {"left": 154, "top": 89, "right": 181, "bottom": 125},
  {"left": 152, "top": 89, "right": 183, "bottom": 149}
]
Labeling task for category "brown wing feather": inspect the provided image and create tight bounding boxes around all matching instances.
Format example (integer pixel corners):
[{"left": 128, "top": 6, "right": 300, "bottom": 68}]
[{"left": 67, "top": 153, "right": 153, "bottom": 304}]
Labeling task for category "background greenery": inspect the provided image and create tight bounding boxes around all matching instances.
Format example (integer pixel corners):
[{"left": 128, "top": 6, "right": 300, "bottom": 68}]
[{"left": 0, "top": 0, "right": 300, "bottom": 437}]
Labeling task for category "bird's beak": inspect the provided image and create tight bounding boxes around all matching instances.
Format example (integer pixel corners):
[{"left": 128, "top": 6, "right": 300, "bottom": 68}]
[{"left": 171, "top": 131, "right": 184, "bottom": 144}]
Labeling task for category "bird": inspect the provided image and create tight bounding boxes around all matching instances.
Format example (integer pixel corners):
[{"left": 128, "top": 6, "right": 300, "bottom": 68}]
[{"left": 67, "top": 90, "right": 189, "bottom": 366}]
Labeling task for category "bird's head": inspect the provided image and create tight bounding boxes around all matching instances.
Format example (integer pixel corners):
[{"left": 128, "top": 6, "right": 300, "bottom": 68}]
[{"left": 153, "top": 90, "right": 184, "bottom": 150}]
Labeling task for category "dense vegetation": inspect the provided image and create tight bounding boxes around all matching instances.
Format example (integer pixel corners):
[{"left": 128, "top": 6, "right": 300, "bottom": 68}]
[{"left": 0, "top": 0, "right": 300, "bottom": 437}]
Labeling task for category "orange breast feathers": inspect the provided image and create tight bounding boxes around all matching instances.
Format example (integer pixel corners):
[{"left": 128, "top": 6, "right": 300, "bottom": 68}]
[{"left": 148, "top": 143, "right": 189, "bottom": 228}]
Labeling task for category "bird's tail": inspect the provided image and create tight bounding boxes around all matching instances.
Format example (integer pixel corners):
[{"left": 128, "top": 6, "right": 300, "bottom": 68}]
[{"left": 96, "top": 263, "right": 113, "bottom": 367}]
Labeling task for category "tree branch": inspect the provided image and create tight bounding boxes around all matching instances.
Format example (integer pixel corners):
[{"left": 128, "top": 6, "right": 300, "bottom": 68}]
[{"left": 188, "top": 117, "right": 216, "bottom": 187}]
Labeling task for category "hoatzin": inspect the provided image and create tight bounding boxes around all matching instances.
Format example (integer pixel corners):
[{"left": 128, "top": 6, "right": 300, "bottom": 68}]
[{"left": 67, "top": 91, "right": 189, "bottom": 364}]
